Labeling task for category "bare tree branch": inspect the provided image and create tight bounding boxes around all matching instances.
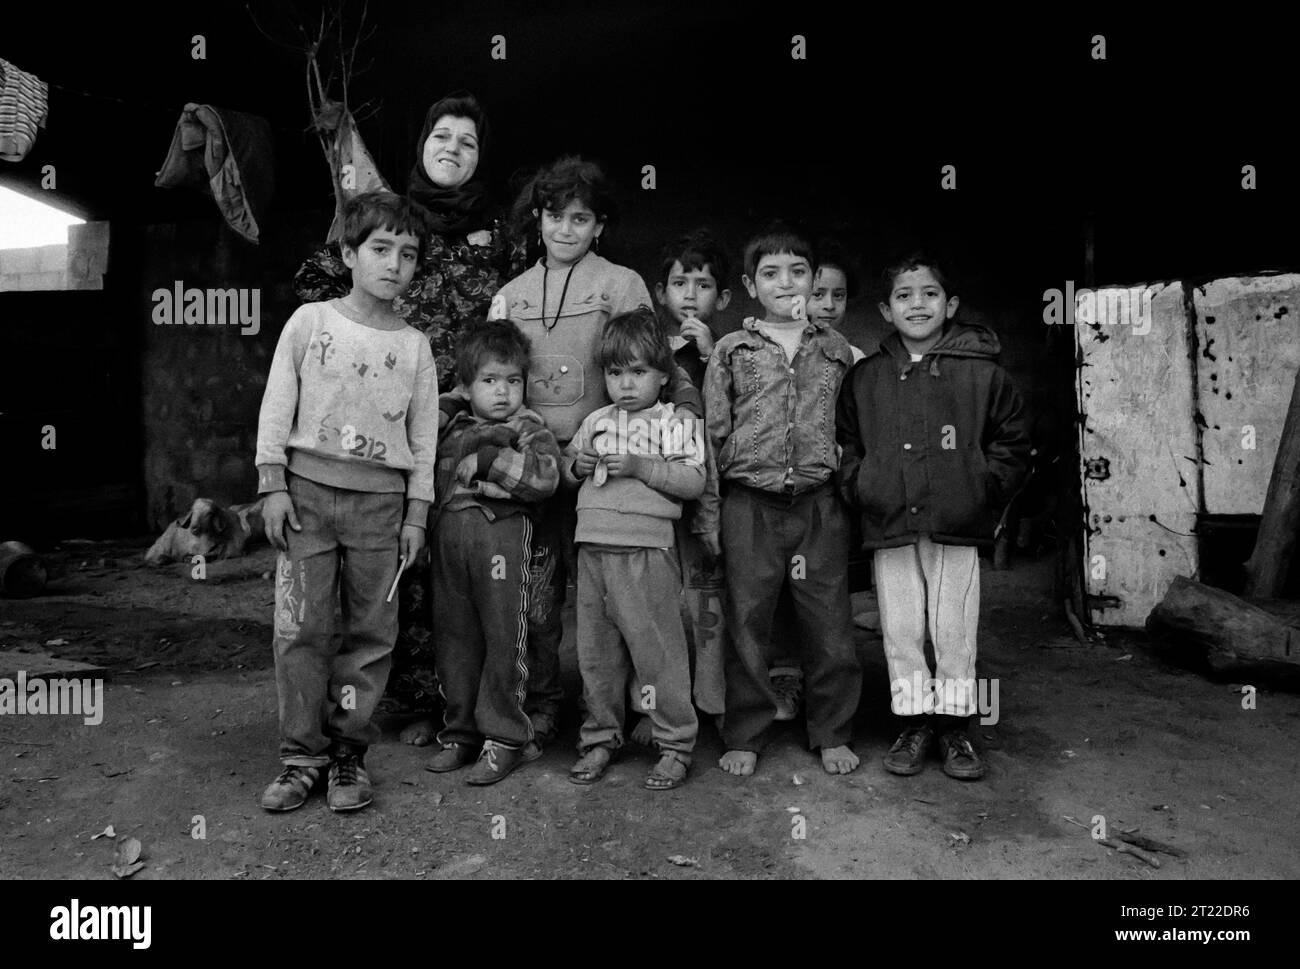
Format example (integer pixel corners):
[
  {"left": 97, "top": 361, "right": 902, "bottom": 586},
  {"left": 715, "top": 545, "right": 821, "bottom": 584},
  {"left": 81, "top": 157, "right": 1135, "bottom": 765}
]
[{"left": 249, "top": 0, "right": 380, "bottom": 210}]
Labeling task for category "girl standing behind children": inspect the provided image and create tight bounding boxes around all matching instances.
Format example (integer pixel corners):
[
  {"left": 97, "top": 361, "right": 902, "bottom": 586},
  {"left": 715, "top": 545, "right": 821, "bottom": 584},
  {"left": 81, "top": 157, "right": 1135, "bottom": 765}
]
[{"left": 486, "top": 156, "right": 702, "bottom": 751}]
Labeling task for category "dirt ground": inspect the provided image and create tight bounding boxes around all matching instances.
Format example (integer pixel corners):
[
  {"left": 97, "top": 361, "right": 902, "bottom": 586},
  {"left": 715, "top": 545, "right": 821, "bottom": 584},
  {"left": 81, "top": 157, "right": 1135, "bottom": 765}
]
[{"left": 1, "top": 540, "right": 1297, "bottom": 881}]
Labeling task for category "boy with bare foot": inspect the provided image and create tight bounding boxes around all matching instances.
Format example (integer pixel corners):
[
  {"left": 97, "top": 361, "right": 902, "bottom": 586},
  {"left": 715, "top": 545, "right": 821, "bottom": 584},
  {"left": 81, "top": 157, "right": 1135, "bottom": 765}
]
[{"left": 704, "top": 224, "right": 862, "bottom": 777}]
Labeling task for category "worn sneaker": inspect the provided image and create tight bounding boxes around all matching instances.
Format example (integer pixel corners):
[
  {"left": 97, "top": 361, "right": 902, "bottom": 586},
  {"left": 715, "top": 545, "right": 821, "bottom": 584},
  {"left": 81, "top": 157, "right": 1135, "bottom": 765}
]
[
  {"left": 466, "top": 739, "right": 529, "bottom": 786},
  {"left": 770, "top": 670, "right": 803, "bottom": 722},
  {"left": 939, "top": 730, "right": 985, "bottom": 780},
  {"left": 426, "top": 742, "right": 477, "bottom": 773},
  {"left": 327, "top": 753, "right": 374, "bottom": 812},
  {"left": 260, "top": 765, "right": 320, "bottom": 812},
  {"left": 883, "top": 725, "right": 933, "bottom": 776}
]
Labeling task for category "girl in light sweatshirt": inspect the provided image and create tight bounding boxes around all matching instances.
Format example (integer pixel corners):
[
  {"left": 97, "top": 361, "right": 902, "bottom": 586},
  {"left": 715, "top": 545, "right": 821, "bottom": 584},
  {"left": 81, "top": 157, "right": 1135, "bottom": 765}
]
[{"left": 484, "top": 156, "right": 699, "bottom": 752}]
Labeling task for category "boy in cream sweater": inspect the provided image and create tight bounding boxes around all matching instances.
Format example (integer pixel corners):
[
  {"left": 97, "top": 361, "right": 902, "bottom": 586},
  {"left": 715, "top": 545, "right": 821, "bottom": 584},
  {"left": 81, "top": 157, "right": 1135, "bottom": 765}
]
[{"left": 255, "top": 192, "right": 439, "bottom": 813}]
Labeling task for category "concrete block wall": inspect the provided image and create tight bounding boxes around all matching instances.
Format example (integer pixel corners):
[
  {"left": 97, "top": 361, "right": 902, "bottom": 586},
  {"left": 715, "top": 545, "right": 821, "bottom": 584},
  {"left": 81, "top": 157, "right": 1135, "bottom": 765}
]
[
  {"left": 67, "top": 222, "right": 109, "bottom": 290},
  {"left": 0, "top": 244, "right": 68, "bottom": 291}
]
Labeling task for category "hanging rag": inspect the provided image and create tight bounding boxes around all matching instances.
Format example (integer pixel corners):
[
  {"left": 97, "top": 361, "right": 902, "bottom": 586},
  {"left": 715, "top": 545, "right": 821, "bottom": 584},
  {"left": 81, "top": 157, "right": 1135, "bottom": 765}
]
[
  {"left": 0, "top": 58, "right": 50, "bottom": 162},
  {"left": 325, "top": 108, "right": 391, "bottom": 242},
  {"left": 154, "top": 103, "right": 275, "bottom": 244}
]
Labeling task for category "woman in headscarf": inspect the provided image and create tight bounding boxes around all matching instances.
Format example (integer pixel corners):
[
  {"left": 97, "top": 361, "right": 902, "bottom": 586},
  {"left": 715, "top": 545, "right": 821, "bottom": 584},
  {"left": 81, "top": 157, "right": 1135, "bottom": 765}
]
[
  {"left": 293, "top": 90, "right": 525, "bottom": 387},
  {"left": 292, "top": 91, "right": 525, "bottom": 743}
]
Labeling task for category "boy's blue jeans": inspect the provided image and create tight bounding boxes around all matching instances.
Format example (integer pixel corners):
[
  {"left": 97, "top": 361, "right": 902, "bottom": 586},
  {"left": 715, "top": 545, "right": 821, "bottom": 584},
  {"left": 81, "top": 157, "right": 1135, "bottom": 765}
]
[{"left": 273, "top": 473, "right": 403, "bottom": 767}]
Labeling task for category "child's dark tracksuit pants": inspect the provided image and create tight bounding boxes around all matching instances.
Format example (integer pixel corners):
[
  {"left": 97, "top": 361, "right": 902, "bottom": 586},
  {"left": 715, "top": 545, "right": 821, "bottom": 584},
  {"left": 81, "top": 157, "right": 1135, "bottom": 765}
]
[{"left": 431, "top": 507, "right": 535, "bottom": 749}]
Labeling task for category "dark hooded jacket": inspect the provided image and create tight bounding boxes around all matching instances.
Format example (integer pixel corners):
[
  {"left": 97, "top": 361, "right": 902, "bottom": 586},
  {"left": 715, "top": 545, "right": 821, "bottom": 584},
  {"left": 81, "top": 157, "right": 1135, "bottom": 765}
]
[{"left": 835, "top": 322, "right": 1031, "bottom": 549}]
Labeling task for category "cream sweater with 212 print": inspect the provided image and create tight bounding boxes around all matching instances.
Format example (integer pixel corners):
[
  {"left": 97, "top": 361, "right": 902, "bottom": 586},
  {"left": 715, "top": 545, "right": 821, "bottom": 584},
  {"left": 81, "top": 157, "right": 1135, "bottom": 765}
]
[{"left": 255, "top": 300, "right": 439, "bottom": 523}]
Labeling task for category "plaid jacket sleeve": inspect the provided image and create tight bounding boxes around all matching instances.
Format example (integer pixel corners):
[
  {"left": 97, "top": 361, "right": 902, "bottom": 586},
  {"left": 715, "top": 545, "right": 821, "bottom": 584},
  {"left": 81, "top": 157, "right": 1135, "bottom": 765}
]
[{"left": 473, "top": 417, "right": 561, "bottom": 503}]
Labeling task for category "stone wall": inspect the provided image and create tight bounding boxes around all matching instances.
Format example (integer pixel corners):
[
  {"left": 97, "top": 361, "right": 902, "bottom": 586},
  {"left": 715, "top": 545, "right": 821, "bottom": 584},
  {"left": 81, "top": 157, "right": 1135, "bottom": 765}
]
[{"left": 140, "top": 217, "right": 326, "bottom": 530}]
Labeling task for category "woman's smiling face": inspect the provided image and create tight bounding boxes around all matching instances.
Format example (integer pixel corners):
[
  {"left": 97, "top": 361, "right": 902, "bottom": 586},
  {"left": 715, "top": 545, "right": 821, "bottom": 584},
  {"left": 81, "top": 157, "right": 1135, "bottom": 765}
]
[{"left": 422, "top": 114, "right": 480, "bottom": 188}]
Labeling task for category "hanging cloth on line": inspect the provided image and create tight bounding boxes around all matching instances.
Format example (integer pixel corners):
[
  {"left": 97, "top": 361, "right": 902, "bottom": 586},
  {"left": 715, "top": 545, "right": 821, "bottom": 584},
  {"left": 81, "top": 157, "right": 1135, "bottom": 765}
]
[
  {"left": 154, "top": 103, "right": 275, "bottom": 244},
  {"left": 0, "top": 58, "right": 50, "bottom": 163}
]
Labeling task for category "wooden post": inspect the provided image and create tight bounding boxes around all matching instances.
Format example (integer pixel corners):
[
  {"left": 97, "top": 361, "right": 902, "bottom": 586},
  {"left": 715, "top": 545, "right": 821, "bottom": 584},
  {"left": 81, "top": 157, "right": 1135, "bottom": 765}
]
[{"left": 1243, "top": 365, "right": 1300, "bottom": 597}]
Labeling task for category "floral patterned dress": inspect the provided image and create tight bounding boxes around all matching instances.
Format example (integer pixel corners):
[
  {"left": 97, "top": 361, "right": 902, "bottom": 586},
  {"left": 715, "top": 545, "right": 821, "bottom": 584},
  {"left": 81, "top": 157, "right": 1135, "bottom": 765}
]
[{"left": 292, "top": 219, "right": 526, "bottom": 715}]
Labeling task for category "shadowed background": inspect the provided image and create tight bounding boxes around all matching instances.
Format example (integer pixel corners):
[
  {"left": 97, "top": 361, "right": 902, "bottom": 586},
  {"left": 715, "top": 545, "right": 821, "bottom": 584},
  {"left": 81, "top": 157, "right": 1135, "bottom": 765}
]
[{"left": 1, "top": 2, "right": 1294, "bottom": 539}]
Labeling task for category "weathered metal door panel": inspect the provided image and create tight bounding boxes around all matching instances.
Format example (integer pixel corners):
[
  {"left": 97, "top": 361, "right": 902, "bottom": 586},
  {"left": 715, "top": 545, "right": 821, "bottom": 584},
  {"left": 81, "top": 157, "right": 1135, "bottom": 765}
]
[
  {"left": 1193, "top": 275, "right": 1300, "bottom": 515},
  {"left": 1076, "top": 282, "right": 1200, "bottom": 626}
]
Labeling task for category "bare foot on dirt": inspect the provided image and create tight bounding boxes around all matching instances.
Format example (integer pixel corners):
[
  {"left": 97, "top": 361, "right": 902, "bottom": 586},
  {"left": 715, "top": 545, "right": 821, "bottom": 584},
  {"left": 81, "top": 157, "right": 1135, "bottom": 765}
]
[
  {"left": 630, "top": 715, "right": 655, "bottom": 747},
  {"left": 400, "top": 719, "right": 436, "bottom": 746},
  {"left": 719, "top": 750, "right": 757, "bottom": 776},
  {"left": 821, "top": 745, "right": 860, "bottom": 774}
]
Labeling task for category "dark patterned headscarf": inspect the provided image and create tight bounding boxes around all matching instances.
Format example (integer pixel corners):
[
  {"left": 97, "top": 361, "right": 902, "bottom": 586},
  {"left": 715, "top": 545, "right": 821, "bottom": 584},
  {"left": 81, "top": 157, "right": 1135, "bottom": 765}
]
[{"left": 406, "top": 90, "right": 494, "bottom": 238}]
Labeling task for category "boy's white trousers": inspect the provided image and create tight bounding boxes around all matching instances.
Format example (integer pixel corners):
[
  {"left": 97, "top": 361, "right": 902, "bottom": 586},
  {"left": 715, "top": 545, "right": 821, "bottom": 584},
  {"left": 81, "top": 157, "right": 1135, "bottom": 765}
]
[{"left": 873, "top": 537, "right": 980, "bottom": 717}]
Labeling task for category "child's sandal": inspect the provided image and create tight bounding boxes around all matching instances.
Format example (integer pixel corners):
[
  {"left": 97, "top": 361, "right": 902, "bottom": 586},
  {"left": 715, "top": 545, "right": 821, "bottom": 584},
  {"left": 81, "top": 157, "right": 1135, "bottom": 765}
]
[
  {"left": 645, "top": 750, "right": 690, "bottom": 790},
  {"left": 569, "top": 746, "right": 614, "bottom": 785}
]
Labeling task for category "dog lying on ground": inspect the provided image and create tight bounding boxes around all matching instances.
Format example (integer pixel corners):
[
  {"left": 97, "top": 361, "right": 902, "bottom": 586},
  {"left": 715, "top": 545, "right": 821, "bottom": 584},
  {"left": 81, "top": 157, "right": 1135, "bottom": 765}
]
[{"left": 144, "top": 497, "right": 267, "bottom": 565}]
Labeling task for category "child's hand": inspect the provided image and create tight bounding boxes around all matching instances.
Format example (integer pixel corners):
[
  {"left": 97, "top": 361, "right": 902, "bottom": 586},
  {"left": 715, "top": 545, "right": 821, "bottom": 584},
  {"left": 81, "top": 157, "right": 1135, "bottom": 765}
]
[
  {"left": 680, "top": 318, "right": 715, "bottom": 357},
  {"left": 262, "top": 491, "right": 301, "bottom": 552},
  {"left": 455, "top": 453, "right": 480, "bottom": 486},
  {"left": 604, "top": 452, "right": 645, "bottom": 480},
  {"left": 399, "top": 524, "right": 425, "bottom": 564},
  {"left": 573, "top": 443, "right": 600, "bottom": 479}
]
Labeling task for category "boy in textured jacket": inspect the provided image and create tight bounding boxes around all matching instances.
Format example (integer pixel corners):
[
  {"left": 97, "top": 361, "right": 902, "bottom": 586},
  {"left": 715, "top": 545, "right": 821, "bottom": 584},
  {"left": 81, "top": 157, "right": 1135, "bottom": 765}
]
[
  {"left": 423, "top": 320, "right": 562, "bottom": 785},
  {"left": 836, "top": 252, "right": 1030, "bottom": 780},
  {"left": 704, "top": 224, "right": 862, "bottom": 778}
]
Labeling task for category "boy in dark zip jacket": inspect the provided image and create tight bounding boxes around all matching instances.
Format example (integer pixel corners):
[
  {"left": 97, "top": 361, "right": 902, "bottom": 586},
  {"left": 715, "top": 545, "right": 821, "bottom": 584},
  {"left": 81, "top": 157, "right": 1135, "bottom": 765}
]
[{"left": 835, "top": 253, "right": 1030, "bottom": 780}]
